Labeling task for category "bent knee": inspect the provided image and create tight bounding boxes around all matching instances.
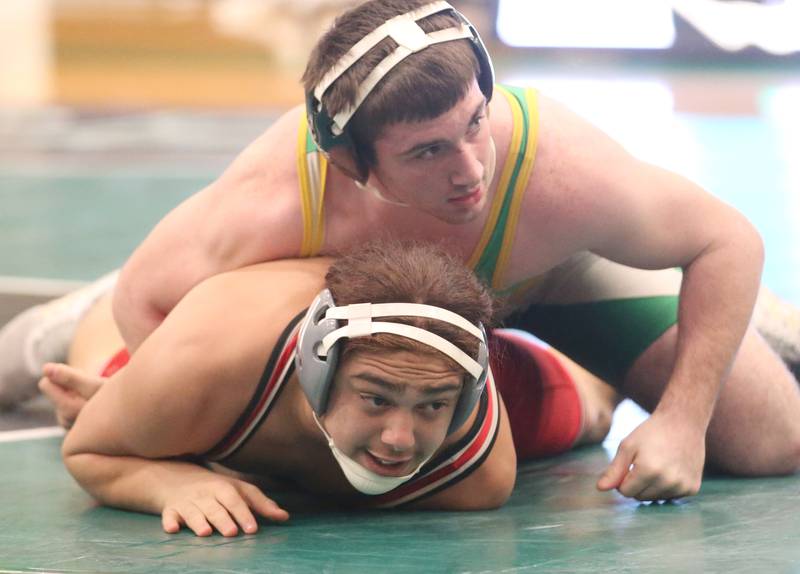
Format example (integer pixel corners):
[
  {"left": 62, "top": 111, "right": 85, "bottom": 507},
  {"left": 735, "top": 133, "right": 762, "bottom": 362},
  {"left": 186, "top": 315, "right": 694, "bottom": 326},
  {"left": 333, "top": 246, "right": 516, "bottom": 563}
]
[
  {"left": 572, "top": 377, "right": 621, "bottom": 447},
  {"left": 582, "top": 404, "right": 615, "bottom": 446},
  {"left": 709, "top": 430, "right": 800, "bottom": 477},
  {"left": 769, "top": 432, "right": 800, "bottom": 475}
]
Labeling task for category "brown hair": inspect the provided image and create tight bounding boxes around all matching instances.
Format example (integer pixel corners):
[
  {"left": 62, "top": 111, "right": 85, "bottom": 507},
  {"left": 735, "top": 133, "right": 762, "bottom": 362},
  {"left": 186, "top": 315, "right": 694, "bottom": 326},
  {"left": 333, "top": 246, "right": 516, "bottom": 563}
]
[
  {"left": 325, "top": 240, "right": 493, "bottom": 374},
  {"left": 303, "top": 0, "right": 480, "bottom": 169}
]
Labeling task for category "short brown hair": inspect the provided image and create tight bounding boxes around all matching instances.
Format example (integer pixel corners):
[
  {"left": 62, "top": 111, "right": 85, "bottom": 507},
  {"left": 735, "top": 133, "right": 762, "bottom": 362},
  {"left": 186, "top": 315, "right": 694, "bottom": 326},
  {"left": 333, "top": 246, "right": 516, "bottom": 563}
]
[
  {"left": 303, "top": 0, "right": 480, "bottom": 169},
  {"left": 325, "top": 240, "right": 493, "bottom": 373}
]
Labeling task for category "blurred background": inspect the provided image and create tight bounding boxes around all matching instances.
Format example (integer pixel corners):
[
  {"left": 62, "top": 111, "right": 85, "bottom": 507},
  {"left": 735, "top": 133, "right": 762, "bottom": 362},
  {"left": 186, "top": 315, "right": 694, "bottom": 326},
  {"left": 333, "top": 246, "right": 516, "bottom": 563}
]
[{"left": 1, "top": 0, "right": 798, "bottom": 303}]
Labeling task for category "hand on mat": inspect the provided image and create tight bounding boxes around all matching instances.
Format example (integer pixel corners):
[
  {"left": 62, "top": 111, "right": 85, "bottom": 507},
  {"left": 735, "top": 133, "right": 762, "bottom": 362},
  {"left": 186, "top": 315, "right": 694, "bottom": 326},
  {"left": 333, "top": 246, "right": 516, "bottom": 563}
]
[
  {"left": 596, "top": 411, "right": 705, "bottom": 501},
  {"left": 38, "top": 362, "right": 105, "bottom": 429},
  {"left": 161, "top": 473, "right": 289, "bottom": 537}
]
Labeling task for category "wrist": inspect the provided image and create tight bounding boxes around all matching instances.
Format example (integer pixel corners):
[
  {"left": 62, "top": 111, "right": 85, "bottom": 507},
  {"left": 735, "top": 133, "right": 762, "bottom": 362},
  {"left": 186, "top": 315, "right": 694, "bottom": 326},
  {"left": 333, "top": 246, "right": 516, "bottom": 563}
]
[{"left": 651, "top": 396, "right": 712, "bottom": 438}]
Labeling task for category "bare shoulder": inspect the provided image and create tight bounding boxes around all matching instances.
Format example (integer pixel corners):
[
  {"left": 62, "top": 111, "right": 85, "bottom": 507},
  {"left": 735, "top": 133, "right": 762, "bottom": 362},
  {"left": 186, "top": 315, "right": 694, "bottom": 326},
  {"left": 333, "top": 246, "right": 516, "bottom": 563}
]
[
  {"left": 528, "top": 92, "right": 720, "bottom": 266},
  {"left": 181, "top": 105, "right": 305, "bottom": 218},
  {"left": 218, "top": 104, "right": 306, "bottom": 185},
  {"left": 168, "top": 257, "right": 332, "bottom": 367},
  {"left": 198, "top": 105, "right": 308, "bottom": 262},
  {"left": 121, "top": 105, "right": 310, "bottom": 290},
  {"left": 513, "top": 93, "right": 648, "bottom": 248},
  {"left": 537, "top": 93, "right": 625, "bottom": 159},
  {"left": 197, "top": 257, "right": 334, "bottom": 303},
  {"left": 168, "top": 257, "right": 333, "bottom": 354}
]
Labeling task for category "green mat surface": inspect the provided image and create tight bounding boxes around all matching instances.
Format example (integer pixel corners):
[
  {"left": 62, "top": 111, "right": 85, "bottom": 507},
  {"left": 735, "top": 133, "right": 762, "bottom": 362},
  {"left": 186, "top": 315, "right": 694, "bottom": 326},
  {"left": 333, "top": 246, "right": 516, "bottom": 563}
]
[{"left": 2, "top": 436, "right": 799, "bottom": 573}]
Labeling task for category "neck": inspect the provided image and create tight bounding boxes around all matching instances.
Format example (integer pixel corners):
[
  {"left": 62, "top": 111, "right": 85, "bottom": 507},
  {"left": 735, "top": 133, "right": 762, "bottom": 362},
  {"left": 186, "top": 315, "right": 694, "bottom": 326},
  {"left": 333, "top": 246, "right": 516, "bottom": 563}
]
[
  {"left": 323, "top": 161, "right": 494, "bottom": 260},
  {"left": 355, "top": 179, "right": 409, "bottom": 208}
]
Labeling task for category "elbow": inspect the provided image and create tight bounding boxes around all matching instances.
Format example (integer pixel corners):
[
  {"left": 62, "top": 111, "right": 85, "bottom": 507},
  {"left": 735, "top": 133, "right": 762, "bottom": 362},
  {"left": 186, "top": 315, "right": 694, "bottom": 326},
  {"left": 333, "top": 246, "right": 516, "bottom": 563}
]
[
  {"left": 112, "top": 264, "right": 164, "bottom": 351},
  {"left": 61, "top": 440, "right": 89, "bottom": 489},
  {"left": 62, "top": 452, "right": 84, "bottom": 485},
  {"left": 469, "top": 460, "right": 517, "bottom": 510},
  {"left": 111, "top": 264, "right": 138, "bottom": 328},
  {"left": 61, "top": 432, "right": 97, "bottom": 488},
  {"left": 730, "top": 212, "right": 765, "bottom": 274},
  {"left": 61, "top": 433, "right": 86, "bottom": 481},
  {"left": 483, "top": 466, "right": 517, "bottom": 509},
  {"left": 61, "top": 444, "right": 113, "bottom": 504},
  {"left": 748, "top": 224, "right": 765, "bottom": 273}
]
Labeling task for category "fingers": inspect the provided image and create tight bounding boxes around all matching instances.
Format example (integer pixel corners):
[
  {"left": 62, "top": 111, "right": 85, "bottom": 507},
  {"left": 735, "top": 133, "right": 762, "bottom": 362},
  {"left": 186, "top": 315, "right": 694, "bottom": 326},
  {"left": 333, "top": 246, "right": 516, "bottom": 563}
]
[
  {"left": 38, "top": 376, "right": 86, "bottom": 429},
  {"left": 619, "top": 467, "right": 700, "bottom": 501},
  {"left": 616, "top": 464, "right": 651, "bottom": 500},
  {"left": 39, "top": 364, "right": 103, "bottom": 429},
  {"left": 635, "top": 484, "right": 679, "bottom": 502},
  {"left": 161, "top": 508, "right": 185, "bottom": 534},
  {"left": 596, "top": 416, "right": 705, "bottom": 502},
  {"left": 596, "top": 443, "right": 634, "bottom": 492},
  {"left": 195, "top": 498, "right": 241, "bottom": 537},
  {"left": 216, "top": 487, "right": 259, "bottom": 535},
  {"left": 161, "top": 482, "right": 289, "bottom": 538},
  {"left": 237, "top": 482, "right": 290, "bottom": 523},
  {"left": 162, "top": 504, "right": 213, "bottom": 537},
  {"left": 42, "top": 363, "right": 103, "bottom": 400}
]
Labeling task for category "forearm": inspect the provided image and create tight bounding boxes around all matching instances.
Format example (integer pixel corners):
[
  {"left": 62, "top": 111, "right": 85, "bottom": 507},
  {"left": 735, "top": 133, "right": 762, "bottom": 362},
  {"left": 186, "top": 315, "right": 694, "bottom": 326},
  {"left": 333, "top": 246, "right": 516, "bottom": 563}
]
[
  {"left": 658, "top": 224, "right": 764, "bottom": 425},
  {"left": 64, "top": 452, "right": 211, "bottom": 515}
]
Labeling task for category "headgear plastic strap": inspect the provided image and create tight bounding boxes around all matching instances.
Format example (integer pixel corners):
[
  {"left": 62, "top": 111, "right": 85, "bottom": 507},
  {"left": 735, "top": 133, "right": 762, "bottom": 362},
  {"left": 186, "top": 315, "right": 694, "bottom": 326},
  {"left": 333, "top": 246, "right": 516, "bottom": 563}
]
[
  {"left": 312, "top": 1, "right": 472, "bottom": 135},
  {"left": 320, "top": 321, "right": 483, "bottom": 379},
  {"left": 324, "top": 301, "right": 484, "bottom": 339}
]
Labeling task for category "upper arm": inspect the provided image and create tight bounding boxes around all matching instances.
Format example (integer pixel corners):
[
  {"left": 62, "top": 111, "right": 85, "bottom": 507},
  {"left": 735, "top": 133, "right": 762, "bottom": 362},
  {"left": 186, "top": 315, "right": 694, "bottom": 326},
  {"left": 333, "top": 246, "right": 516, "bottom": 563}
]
[
  {"left": 533, "top": 96, "right": 759, "bottom": 271},
  {"left": 66, "top": 279, "right": 265, "bottom": 461}
]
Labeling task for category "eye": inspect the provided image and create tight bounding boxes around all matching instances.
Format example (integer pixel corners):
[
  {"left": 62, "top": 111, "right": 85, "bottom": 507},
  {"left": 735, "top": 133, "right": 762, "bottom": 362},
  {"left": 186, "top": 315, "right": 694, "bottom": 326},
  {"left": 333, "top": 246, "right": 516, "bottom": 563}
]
[
  {"left": 420, "top": 400, "right": 449, "bottom": 415},
  {"left": 416, "top": 144, "right": 442, "bottom": 160},
  {"left": 467, "top": 114, "right": 484, "bottom": 135},
  {"left": 360, "top": 394, "right": 389, "bottom": 408}
]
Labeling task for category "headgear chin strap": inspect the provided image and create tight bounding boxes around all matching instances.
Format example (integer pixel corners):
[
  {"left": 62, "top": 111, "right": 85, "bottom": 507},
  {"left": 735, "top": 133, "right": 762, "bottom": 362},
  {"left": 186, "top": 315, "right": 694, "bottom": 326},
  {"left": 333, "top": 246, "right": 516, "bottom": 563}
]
[
  {"left": 306, "top": 0, "right": 495, "bottom": 182},
  {"left": 295, "top": 289, "right": 489, "bottom": 435}
]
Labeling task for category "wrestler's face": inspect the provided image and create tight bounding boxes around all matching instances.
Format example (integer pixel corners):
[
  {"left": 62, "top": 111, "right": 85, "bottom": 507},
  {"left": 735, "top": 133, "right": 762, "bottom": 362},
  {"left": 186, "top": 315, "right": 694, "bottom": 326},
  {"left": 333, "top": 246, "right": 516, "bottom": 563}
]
[
  {"left": 367, "top": 78, "right": 494, "bottom": 224},
  {"left": 321, "top": 349, "right": 462, "bottom": 477}
]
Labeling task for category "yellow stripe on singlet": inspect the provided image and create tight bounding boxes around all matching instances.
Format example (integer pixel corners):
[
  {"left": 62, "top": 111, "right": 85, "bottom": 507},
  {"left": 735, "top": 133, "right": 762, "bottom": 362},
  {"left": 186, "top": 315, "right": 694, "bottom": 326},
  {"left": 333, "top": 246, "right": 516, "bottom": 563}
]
[
  {"left": 297, "top": 113, "right": 328, "bottom": 257},
  {"left": 466, "top": 86, "right": 524, "bottom": 275},
  {"left": 297, "top": 114, "right": 314, "bottom": 256},
  {"left": 313, "top": 152, "right": 328, "bottom": 255},
  {"left": 493, "top": 88, "right": 539, "bottom": 289}
]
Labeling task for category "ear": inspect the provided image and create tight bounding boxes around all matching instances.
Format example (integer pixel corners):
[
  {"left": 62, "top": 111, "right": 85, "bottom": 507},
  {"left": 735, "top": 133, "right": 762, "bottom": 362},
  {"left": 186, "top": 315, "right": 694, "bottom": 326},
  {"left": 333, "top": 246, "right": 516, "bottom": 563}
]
[{"left": 327, "top": 147, "right": 369, "bottom": 184}]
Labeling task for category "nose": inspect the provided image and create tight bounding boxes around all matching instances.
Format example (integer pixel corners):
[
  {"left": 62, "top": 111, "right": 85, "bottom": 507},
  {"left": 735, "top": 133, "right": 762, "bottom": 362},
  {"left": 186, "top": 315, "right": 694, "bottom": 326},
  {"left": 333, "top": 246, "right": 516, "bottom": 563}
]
[
  {"left": 380, "top": 410, "right": 416, "bottom": 452},
  {"left": 450, "top": 142, "right": 483, "bottom": 188}
]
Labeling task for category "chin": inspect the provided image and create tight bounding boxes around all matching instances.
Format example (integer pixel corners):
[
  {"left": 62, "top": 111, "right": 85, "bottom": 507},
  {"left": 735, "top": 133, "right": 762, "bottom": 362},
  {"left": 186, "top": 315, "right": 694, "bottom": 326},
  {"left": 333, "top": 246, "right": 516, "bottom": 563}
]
[{"left": 439, "top": 203, "right": 484, "bottom": 225}]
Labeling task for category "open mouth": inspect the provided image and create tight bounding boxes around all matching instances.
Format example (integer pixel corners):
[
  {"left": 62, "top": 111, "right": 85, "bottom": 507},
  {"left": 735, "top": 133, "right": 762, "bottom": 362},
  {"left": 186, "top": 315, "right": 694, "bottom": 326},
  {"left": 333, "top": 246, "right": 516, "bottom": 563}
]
[{"left": 364, "top": 451, "right": 414, "bottom": 476}]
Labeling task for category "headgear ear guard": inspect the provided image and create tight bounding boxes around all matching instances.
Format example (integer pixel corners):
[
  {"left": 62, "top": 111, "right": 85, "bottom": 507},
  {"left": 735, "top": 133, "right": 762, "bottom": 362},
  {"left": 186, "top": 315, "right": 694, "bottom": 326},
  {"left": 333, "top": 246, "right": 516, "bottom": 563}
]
[
  {"left": 306, "top": 0, "right": 495, "bottom": 182},
  {"left": 295, "top": 288, "right": 489, "bottom": 435}
]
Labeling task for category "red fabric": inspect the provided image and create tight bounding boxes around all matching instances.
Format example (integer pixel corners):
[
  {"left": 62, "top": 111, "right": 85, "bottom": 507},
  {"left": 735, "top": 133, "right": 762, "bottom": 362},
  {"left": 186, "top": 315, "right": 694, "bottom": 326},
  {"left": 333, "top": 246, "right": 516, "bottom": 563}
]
[
  {"left": 99, "top": 348, "right": 130, "bottom": 377},
  {"left": 489, "top": 329, "right": 582, "bottom": 460}
]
